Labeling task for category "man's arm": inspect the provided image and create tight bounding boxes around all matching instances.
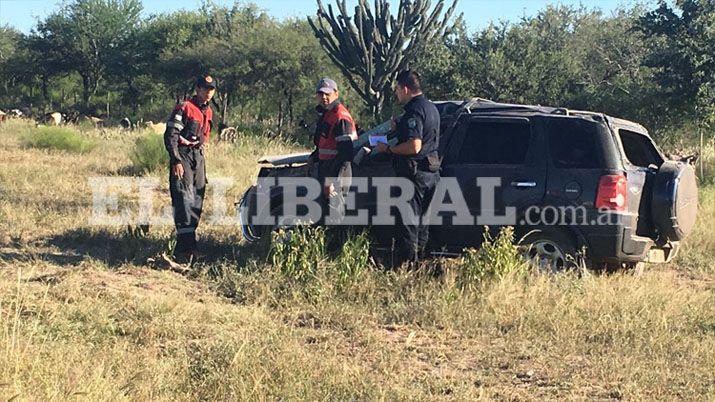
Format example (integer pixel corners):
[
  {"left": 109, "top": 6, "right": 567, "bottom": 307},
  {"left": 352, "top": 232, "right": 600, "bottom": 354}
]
[
  {"left": 378, "top": 138, "right": 421, "bottom": 155},
  {"left": 335, "top": 118, "right": 357, "bottom": 165},
  {"left": 376, "top": 109, "right": 423, "bottom": 155},
  {"left": 164, "top": 106, "right": 185, "bottom": 165}
]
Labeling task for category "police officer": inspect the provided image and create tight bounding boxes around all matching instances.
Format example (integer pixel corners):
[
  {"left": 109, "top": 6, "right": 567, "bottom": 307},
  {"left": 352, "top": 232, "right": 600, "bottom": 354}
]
[
  {"left": 376, "top": 70, "right": 440, "bottom": 264},
  {"left": 164, "top": 75, "right": 216, "bottom": 262},
  {"left": 308, "top": 78, "right": 358, "bottom": 219}
]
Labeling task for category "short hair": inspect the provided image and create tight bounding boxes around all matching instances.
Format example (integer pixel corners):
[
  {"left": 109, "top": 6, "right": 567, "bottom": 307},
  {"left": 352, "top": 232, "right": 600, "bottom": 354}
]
[{"left": 396, "top": 70, "right": 421, "bottom": 92}]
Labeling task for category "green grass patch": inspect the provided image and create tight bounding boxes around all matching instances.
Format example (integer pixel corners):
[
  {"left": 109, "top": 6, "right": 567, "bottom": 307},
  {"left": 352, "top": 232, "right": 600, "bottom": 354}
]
[
  {"left": 22, "top": 126, "right": 96, "bottom": 154},
  {"left": 130, "top": 133, "right": 167, "bottom": 173}
]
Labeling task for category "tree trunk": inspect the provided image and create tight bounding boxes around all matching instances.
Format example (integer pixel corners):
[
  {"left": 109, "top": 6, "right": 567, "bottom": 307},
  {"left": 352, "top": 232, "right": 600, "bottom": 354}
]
[
  {"left": 288, "top": 90, "right": 294, "bottom": 125},
  {"left": 278, "top": 95, "right": 284, "bottom": 135},
  {"left": 369, "top": 93, "right": 384, "bottom": 124},
  {"left": 222, "top": 95, "right": 230, "bottom": 127},
  {"left": 40, "top": 75, "right": 49, "bottom": 106},
  {"left": 81, "top": 74, "right": 92, "bottom": 113}
]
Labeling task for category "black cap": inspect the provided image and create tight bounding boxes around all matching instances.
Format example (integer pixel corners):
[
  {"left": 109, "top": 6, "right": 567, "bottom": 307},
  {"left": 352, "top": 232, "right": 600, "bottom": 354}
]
[{"left": 196, "top": 75, "right": 217, "bottom": 89}]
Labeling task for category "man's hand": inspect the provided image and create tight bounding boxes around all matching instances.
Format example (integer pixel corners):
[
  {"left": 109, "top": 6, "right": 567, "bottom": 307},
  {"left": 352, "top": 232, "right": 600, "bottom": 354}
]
[
  {"left": 173, "top": 163, "right": 184, "bottom": 179},
  {"left": 305, "top": 155, "right": 315, "bottom": 175},
  {"left": 375, "top": 142, "right": 390, "bottom": 153},
  {"left": 324, "top": 183, "right": 337, "bottom": 199}
]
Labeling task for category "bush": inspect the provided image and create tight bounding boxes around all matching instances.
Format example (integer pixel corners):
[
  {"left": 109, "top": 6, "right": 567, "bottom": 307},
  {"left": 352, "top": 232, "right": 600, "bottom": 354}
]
[
  {"left": 459, "top": 226, "right": 525, "bottom": 290},
  {"left": 270, "top": 226, "right": 326, "bottom": 283},
  {"left": 333, "top": 230, "right": 371, "bottom": 286},
  {"left": 130, "top": 133, "right": 167, "bottom": 173},
  {"left": 22, "top": 126, "right": 96, "bottom": 154}
]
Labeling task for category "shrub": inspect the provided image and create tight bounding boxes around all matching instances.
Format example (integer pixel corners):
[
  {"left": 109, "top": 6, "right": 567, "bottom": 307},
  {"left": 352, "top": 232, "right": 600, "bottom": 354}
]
[
  {"left": 459, "top": 226, "right": 525, "bottom": 290},
  {"left": 270, "top": 226, "right": 326, "bottom": 283},
  {"left": 333, "top": 230, "right": 371, "bottom": 286},
  {"left": 130, "top": 133, "right": 167, "bottom": 173},
  {"left": 22, "top": 126, "right": 96, "bottom": 154}
]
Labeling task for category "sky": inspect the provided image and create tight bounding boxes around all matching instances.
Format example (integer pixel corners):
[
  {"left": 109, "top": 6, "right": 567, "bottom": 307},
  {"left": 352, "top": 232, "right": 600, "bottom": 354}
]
[{"left": 0, "top": 0, "right": 647, "bottom": 34}]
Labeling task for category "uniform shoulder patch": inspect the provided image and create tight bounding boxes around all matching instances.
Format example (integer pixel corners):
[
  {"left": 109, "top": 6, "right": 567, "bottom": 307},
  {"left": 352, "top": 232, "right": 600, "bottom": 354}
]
[{"left": 408, "top": 117, "right": 417, "bottom": 129}]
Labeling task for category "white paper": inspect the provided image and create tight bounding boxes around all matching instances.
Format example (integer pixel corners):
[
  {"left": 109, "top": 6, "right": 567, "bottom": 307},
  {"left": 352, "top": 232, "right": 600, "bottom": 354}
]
[{"left": 369, "top": 135, "right": 388, "bottom": 146}]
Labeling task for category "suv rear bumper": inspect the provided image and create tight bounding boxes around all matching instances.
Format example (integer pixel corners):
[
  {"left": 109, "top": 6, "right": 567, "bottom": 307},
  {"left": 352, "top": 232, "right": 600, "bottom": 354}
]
[{"left": 584, "top": 222, "right": 679, "bottom": 264}]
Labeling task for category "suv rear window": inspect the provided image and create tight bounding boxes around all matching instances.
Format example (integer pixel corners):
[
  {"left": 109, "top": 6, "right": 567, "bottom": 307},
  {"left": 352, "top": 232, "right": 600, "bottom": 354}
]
[
  {"left": 457, "top": 120, "right": 531, "bottom": 164},
  {"left": 548, "top": 119, "right": 600, "bottom": 169},
  {"left": 619, "top": 129, "right": 663, "bottom": 167}
]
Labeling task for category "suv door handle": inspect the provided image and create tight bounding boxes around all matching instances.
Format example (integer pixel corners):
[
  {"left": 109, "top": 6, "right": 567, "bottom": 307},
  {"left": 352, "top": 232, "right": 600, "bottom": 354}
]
[{"left": 511, "top": 181, "right": 537, "bottom": 188}]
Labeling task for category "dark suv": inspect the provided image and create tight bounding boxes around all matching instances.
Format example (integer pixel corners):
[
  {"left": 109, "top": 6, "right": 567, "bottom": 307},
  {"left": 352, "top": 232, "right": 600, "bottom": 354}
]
[{"left": 239, "top": 99, "right": 698, "bottom": 269}]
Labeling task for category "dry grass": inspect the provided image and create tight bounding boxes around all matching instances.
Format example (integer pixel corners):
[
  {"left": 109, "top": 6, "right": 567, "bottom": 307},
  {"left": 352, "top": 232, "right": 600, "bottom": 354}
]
[{"left": 0, "top": 119, "right": 714, "bottom": 400}]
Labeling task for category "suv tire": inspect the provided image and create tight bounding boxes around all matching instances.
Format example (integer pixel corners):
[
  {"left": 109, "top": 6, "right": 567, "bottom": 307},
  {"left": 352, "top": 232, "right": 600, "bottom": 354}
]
[
  {"left": 519, "top": 228, "right": 579, "bottom": 271},
  {"left": 651, "top": 161, "right": 698, "bottom": 241}
]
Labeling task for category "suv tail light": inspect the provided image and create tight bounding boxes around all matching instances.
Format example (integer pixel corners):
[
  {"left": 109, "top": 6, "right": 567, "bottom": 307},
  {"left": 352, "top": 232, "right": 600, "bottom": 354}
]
[{"left": 596, "top": 174, "right": 627, "bottom": 211}]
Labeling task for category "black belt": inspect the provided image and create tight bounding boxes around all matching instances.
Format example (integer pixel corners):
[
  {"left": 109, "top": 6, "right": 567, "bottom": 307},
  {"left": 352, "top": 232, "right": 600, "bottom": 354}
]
[{"left": 179, "top": 144, "right": 202, "bottom": 149}]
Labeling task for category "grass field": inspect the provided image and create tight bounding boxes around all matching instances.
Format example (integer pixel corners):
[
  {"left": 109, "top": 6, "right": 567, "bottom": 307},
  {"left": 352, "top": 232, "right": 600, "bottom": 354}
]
[{"left": 1, "top": 119, "right": 714, "bottom": 400}]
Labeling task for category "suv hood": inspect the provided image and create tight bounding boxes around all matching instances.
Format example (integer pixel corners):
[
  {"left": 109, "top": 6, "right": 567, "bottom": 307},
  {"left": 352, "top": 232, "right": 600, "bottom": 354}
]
[{"left": 258, "top": 152, "right": 311, "bottom": 166}]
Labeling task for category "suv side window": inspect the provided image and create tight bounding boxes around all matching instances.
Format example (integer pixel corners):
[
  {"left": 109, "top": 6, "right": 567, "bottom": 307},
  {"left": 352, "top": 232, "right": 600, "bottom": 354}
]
[
  {"left": 547, "top": 119, "right": 600, "bottom": 169},
  {"left": 619, "top": 129, "right": 663, "bottom": 167},
  {"left": 457, "top": 120, "right": 531, "bottom": 164}
]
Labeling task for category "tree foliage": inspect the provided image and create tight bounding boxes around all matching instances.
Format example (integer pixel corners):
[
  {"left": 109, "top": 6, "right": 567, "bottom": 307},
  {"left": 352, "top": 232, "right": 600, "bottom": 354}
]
[
  {"left": 308, "top": 0, "right": 458, "bottom": 121},
  {"left": 637, "top": 0, "right": 715, "bottom": 126},
  {"left": 32, "top": 0, "right": 143, "bottom": 110},
  {"left": 0, "top": 0, "right": 713, "bottom": 140}
]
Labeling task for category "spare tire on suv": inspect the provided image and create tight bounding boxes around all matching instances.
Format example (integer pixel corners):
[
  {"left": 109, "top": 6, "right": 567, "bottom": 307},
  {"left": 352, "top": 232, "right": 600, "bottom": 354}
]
[{"left": 651, "top": 161, "right": 699, "bottom": 241}]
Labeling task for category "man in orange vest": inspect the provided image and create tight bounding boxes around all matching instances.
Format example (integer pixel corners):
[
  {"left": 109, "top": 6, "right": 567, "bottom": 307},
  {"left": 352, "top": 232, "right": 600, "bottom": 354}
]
[
  {"left": 308, "top": 78, "right": 358, "bottom": 219},
  {"left": 164, "top": 75, "right": 215, "bottom": 263}
]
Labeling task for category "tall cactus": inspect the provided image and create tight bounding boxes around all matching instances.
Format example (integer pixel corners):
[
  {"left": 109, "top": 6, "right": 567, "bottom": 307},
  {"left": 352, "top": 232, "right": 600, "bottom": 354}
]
[{"left": 308, "top": 0, "right": 457, "bottom": 121}]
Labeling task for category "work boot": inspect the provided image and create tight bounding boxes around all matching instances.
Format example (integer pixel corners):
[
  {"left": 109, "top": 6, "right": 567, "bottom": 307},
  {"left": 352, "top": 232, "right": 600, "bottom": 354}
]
[{"left": 173, "top": 250, "right": 197, "bottom": 265}]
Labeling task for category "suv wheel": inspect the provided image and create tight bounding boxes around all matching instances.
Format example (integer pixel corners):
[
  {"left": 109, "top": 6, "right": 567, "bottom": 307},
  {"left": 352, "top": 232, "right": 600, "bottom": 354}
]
[
  {"left": 651, "top": 161, "right": 699, "bottom": 241},
  {"left": 519, "top": 229, "right": 579, "bottom": 272}
]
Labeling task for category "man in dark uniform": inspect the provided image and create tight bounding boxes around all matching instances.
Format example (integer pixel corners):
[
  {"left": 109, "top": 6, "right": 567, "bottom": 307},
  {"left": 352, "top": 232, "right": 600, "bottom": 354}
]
[
  {"left": 375, "top": 70, "right": 441, "bottom": 264},
  {"left": 308, "top": 77, "right": 358, "bottom": 219},
  {"left": 164, "top": 75, "right": 216, "bottom": 262}
]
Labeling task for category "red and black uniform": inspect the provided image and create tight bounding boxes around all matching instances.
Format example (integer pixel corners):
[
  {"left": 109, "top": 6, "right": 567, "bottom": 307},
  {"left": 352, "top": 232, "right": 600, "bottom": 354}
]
[
  {"left": 312, "top": 100, "right": 357, "bottom": 184},
  {"left": 164, "top": 96, "right": 212, "bottom": 255}
]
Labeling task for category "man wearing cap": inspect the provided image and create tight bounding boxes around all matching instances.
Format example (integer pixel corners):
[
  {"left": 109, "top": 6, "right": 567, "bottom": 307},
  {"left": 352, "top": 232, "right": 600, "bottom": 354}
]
[
  {"left": 309, "top": 78, "right": 358, "bottom": 219},
  {"left": 164, "top": 75, "right": 216, "bottom": 262},
  {"left": 375, "top": 70, "right": 441, "bottom": 264}
]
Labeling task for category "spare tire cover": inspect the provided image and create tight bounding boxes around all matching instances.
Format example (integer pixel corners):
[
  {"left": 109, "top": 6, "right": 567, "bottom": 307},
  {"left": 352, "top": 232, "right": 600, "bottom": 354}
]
[{"left": 651, "top": 161, "right": 698, "bottom": 241}]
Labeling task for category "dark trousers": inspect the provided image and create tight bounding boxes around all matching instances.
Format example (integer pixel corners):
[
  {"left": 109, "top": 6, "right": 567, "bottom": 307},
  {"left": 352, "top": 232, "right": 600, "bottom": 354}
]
[
  {"left": 169, "top": 147, "right": 206, "bottom": 254},
  {"left": 396, "top": 170, "right": 440, "bottom": 264},
  {"left": 316, "top": 160, "right": 352, "bottom": 224}
]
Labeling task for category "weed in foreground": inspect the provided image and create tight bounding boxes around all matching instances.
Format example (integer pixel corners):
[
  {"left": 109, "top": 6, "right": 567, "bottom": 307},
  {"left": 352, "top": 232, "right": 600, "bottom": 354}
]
[
  {"left": 459, "top": 226, "right": 527, "bottom": 290},
  {"left": 331, "top": 229, "right": 371, "bottom": 287},
  {"left": 270, "top": 226, "right": 326, "bottom": 283}
]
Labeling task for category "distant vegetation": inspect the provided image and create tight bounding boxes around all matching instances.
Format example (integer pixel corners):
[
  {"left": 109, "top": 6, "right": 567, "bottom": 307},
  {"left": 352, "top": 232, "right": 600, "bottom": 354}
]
[
  {"left": 0, "top": 0, "right": 712, "bottom": 142},
  {"left": 130, "top": 133, "right": 167, "bottom": 173},
  {"left": 22, "top": 125, "right": 96, "bottom": 154}
]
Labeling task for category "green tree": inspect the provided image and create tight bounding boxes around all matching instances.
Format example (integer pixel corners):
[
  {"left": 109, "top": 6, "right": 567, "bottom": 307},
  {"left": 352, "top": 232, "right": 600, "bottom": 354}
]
[
  {"left": 416, "top": 5, "right": 662, "bottom": 129},
  {"left": 0, "top": 26, "right": 24, "bottom": 104},
  {"left": 34, "top": 0, "right": 143, "bottom": 111},
  {"left": 638, "top": 0, "right": 715, "bottom": 126}
]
